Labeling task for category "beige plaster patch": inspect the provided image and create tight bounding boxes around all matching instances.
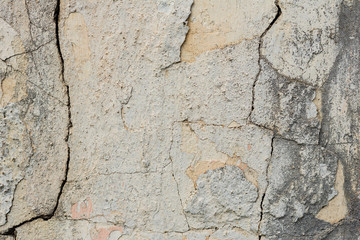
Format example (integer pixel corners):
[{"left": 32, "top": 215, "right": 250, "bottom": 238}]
[
  {"left": 64, "top": 12, "right": 91, "bottom": 68},
  {"left": 181, "top": 123, "right": 258, "bottom": 188},
  {"left": 181, "top": 0, "right": 275, "bottom": 62},
  {"left": 316, "top": 161, "right": 347, "bottom": 224}
]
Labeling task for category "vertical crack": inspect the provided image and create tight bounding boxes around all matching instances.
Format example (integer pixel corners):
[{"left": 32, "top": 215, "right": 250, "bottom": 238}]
[
  {"left": 247, "top": 3, "right": 282, "bottom": 236},
  {"left": 248, "top": 1, "right": 282, "bottom": 121},
  {"left": 120, "top": 87, "right": 133, "bottom": 131},
  {"left": 170, "top": 158, "right": 191, "bottom": 231},
  {"left": 1, "top": 0, "right": 70, "bottom": 237},
  {"left": 251, "top": 3, "right": 282, "bottom": 235},
  {"left": 258, "top": 134, "right": 275, "bottom": 240},
  {"left": 169, "top": 123, "right": 190, "bottom": 230},
  {"left": 51, "top": 0, "right": 72, "bottom": 217}
]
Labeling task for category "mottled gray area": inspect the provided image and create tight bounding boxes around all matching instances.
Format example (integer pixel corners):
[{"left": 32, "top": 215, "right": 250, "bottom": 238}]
[
  {"left": 261, "top": 138, "right": 337, "bottom": 237},
  {"left": 186, "top": 166, "right": 258, "bottom": 229},
  {"left": 252, "top": 60, "right": 320, "bottom": 144},
  {"left": 319, "top": 0, "right": 360, "bottom": 236},
  {"left": 259, "top": 0, "right": 360, "bottom": 238}
]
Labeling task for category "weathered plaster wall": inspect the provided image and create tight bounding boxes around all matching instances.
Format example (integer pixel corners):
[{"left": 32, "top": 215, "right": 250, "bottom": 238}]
[{"left": 0, "top": 0, "right": 359, "bottom": 239}]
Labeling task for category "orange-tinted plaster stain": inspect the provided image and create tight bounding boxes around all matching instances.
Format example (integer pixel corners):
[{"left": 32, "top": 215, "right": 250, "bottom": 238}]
[
  {"left": 91, "top": 226, "right": 123, "bottom": 240},
  {"left": 71, "top": 197, "right": 93, "bottom": 219},
  {"left": 238, "top": 162, "right": 248, "bottom": 171}
]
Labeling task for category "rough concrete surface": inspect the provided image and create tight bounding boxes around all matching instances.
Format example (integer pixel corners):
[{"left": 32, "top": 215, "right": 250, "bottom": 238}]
[{"left": 0, "top": 0, "right": 359, "bottom": 239}]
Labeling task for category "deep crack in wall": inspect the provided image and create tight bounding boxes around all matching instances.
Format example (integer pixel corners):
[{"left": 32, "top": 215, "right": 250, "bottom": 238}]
[{"left": 0, "top": 0, "right": 359, "bottom": 239}]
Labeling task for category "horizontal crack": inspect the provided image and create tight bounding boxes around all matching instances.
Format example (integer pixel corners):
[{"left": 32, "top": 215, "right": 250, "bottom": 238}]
[{"left": 1, "top": 39, "right": 55, "bottom": 62}]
